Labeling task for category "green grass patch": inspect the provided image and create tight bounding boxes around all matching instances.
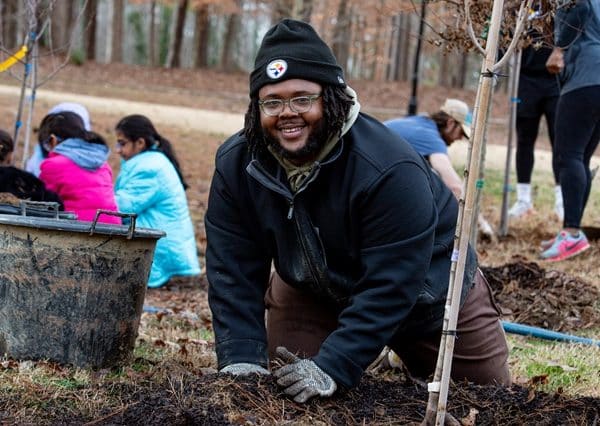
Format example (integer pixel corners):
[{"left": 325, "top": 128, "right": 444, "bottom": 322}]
[{"left": 508, "top": 334, "right": 600, "bottom": 397}]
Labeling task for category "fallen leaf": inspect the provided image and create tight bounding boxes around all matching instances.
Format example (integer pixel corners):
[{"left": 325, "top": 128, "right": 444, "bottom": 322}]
[{"left": 460, "top": 407, "right": 479, "bottom": 426}]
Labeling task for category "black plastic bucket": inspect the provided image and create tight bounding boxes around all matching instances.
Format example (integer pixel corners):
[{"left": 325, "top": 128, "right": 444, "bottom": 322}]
[{"left": 0, "top": 206, "right": 165, "bottom": 368}]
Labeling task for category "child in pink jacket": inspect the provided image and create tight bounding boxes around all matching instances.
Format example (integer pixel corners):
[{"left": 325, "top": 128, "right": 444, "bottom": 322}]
[{"left": 38, "top": 111, "right": 120, "bottom": 224}]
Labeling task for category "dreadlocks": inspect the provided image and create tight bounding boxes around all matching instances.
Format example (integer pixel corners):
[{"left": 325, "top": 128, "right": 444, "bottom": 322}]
[{"left": 243, "top": 85, "right": 355, "bottom": 156}]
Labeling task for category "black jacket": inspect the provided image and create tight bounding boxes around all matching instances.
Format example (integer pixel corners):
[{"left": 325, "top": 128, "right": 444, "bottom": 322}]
[
  {"left": 0, "top": 166, "right": 63, "bottom": 208},
  {"left": 206, "top": 113, "right": 477, "bottom": 389}
]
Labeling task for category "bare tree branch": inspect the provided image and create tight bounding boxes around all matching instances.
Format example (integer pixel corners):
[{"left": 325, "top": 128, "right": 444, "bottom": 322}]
[
  {"left": 465, "top": 0, "right": 486, "bottom": 55},
  {"left": 493, "top": 0, "right": 534, "bottom": 71}
]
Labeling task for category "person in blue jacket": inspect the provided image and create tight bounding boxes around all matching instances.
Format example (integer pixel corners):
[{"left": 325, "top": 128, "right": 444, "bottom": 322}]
[
  {"left": 114, "top": 114, "right": 201, "bottom": 288},
  {"left": 205, "top": 19, "right": 510, "bottom": 404},
  {"left": 543, "top": 0, "right": 600, "bottom": 261}
]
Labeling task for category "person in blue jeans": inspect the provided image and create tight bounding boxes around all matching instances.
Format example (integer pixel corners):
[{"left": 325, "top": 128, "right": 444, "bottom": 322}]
[{"left": 543, "top": 0, "right": 600, "bottom": 261}]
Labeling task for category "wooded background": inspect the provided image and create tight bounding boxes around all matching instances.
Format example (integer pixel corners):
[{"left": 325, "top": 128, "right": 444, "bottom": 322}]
[{"left": 0, "top": 0, "right": 494, "bottom": 89}]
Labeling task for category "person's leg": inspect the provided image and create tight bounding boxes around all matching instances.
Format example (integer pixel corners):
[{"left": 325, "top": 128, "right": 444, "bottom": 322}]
[
  {"left": 554, "top": 87, "right": 600, "bottom": 229},
  {"left": 543, "top": 94, "right": 560, "bottom": 184},
  {"left": 581, "top": 119, "right": 600, "bottom": 211},
  {"left": 544, "top": 94, "right": 564, "bottom": 220},
  {"left": 391, "top": 269, "right": 511, "bottom": 385},
  {"left": 540, "top": 87, "right": 600, "bottom": 261},
  {"left": 510, "top": 115, "right": 542, "bottom": 217},
  {"left": 264, "top": 271, "right": 338, "bottom": 361},
  {"left": 515, "top": 115, "right": 542, "bottom": 183}
]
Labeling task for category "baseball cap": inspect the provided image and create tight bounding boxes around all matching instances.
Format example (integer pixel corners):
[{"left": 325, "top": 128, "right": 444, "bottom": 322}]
[
  {"left": 440, "top": 98, "right": 471, "bottom": 139},
  {"left": 48, "top": 102, "right": 92, "bottom": 131}
]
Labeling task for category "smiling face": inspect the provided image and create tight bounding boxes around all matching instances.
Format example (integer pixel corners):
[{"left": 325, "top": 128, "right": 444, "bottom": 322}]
[{"left": 258, "top": 78, "right": 326, "bottom": 164}]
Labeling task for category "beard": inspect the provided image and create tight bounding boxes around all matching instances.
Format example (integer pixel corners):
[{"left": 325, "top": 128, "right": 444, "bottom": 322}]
[{"left": 262, "top": 117, "right": 331, "bottom": 163}]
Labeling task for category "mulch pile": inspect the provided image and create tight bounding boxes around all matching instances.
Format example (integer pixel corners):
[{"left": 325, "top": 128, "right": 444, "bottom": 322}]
[
  {"left": 482, "top": 260, "right": 600, "bottom": 332},
  {"left": 18, "top": 373, "right": 597, "bottom": 425}
]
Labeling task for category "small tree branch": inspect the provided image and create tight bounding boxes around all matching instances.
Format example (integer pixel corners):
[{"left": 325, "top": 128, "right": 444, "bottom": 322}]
[
  {"left": 493, "top": 0, "right": 534, "bottom": 71},
  {"left": 465, "top": 0, "right": 486, "bottom": 56},
  {"left": 37, "top": 0, "right": 89, "bottom": 87}
]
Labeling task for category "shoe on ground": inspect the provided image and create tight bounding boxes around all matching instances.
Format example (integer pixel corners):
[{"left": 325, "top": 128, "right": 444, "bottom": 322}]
[
  {"left": 540, "top": 230, "right": 590, "bottom": 262},
  {"left": 478, "top": 215, "right": 495, "bottom": 240},
  {"left": 508, "top": 200, "right": 534, "bottom": 218}
]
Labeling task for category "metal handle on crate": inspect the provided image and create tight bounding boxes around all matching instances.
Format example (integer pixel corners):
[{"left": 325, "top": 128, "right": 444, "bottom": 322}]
[
  {"left": 90, "top": 210, "right": 138, "bottom": 239},
  {"left": 19, "top": 200, "right": 61, "bottom": 219}
]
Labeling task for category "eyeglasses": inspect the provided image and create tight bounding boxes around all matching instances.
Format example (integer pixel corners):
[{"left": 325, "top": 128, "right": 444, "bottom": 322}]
[
  {"left": 258, "top": 94, "right": 321, "bottom": 116},
  {"left": 115, "top": 139, "right": 132, "bottom": 149}
]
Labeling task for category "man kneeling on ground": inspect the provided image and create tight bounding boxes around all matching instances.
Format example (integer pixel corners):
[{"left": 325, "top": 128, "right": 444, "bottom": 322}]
[{"left": 205, "top": 18, "right": 511, "bottom": 404}]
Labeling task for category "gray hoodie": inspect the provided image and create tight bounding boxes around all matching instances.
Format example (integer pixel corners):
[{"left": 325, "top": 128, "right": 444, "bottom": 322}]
[{"left": 52, "top": 138, "right": 110, "bottom": 171}]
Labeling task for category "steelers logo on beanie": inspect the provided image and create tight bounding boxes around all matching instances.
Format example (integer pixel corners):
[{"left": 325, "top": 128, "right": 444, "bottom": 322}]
[{"left": 250, "top": 19, "right": 346, "bottom": 97}]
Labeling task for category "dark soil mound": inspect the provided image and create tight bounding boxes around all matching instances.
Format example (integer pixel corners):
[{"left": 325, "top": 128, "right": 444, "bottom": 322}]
[
  {"left": 482, "top": 260, "right": 600, "bottom": 332},
  {"left": 82, "top": 374, "right": 599, "bottom": 425}
]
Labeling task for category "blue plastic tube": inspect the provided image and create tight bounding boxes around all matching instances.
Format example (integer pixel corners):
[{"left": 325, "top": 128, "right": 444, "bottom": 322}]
[
  {"left": 143, "top": 305, "right": 168, "bottom": 314},
  {"left": 142, "top": 306, "right": 599, "bottom": 347},
  {"left": 502, "top": 321, "right": 600, "bottom": 347}
]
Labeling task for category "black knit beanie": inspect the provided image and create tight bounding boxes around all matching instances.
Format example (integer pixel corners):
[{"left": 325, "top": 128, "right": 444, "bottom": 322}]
[{"left": 249, "top": 19, "right": 346, "bottom": 97}]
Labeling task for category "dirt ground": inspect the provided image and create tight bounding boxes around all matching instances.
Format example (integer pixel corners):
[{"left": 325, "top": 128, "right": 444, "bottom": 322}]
[
  {"left": 1, "top": 60, "right": 599, "bottom": 425},
  {"left": 3, "top": 372, "right": 598, "bottom": 425}
]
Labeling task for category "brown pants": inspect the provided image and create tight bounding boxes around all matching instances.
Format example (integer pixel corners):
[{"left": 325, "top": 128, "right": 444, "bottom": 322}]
[{"left": 265, "top": 269, "right": 511, "bottom": 386}]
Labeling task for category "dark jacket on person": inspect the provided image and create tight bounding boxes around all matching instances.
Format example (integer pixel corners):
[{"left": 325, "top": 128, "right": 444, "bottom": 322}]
[
  {"left": 517, "top": 42, "right": 560, "bottom": 117},
  {"left": 0, "top": 166, "right": 63, "bottom": 208},
  {"left": 521, "top": 46, "right": 553, "bottom": 76},
  {"left": 205, "top": 112, "right": 477, "bottom": 389}
]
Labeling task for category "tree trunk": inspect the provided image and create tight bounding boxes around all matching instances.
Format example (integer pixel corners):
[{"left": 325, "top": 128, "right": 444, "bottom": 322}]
[
  {"left": 111, "top": 0, "right": 124, "bottom": 63},
  {"left": 149, "top": 0, "right": 156, "bottom": 66},
  {"left": 271, "top": 0, "right": 290, "bottom": 22},
  {"left": 331, "top": 0, "right": 350, "bottom": 71},
  {"left": 85, "top": 0, "right": 97, "bottom": 60},
  {"left": 158, "top": 4, "right": 173, "bottom": 66},
  {"left": 399, "top": 12, "right": 412, "bottom": 82},
  {"left": 372, "top": 0, "right": 387, "bottom": 81},
  {"left": 385, "top": 14, "right": 398, "bottom": 81},
  {"left": 1, "top": 0, "right": 16, "bottom": 49},
  {"left": 360, "top": 15, "right": 368, "bottom": 79},
  {"left": 271, "top": 0, "right": 313, "bottom": 22},
  {"left": 168, "top": 0, "right": 188, "bottom": 68},
  {"left": 51, "top": 1, "right": 67, "bottom": 47},
  {"left": 52, "top": 0, "right": 76, "bottom": 49},
  {"left": 66, "top": 0, "right": 76, "bottom": 38},
  {"left": 439, "top": 49, "right": 451, "bottom": 87},
  {"left": 437, "top": 3, "right": 451, "bottom": 88},
  {"left": 194, "top": 3, "right": 210, "bottom": 68},
  {"left": 220, "top": 10, "right": 241, "bottom": 71},
  {"left": 297, "top": 0, "right": 313, "bottom": 22},
  {"left": 455, "top": 52, "right": 469, "bottom": 88}
]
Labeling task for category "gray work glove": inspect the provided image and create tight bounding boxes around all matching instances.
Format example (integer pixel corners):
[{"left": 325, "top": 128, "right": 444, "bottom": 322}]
[
  {"left": 273, "top": 346, "right": 337, "bottom": 403},
  {"left": 219, "top": 362, "right": 270, "bottom": 376}
]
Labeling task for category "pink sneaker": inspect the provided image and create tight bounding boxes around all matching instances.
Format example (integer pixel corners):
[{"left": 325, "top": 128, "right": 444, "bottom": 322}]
[{"left": 540, "top": 230, "right": 590, "bottom": 262}]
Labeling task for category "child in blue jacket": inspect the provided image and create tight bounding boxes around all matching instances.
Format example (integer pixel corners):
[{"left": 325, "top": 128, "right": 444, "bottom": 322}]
[{"left": 114, "top": 114, "right": 201, "bottom": 288}]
